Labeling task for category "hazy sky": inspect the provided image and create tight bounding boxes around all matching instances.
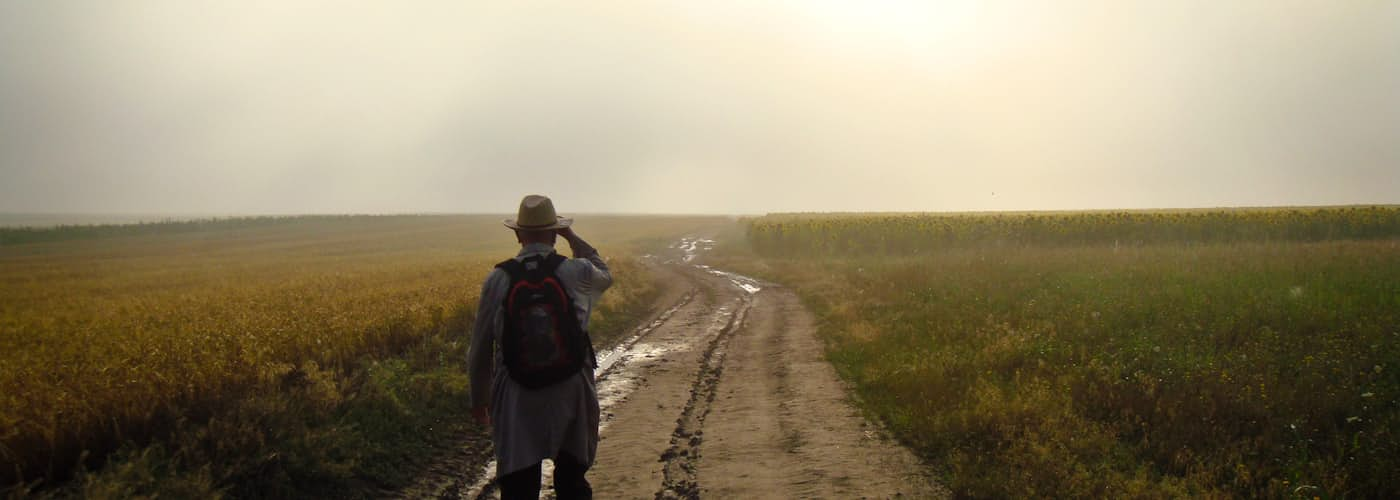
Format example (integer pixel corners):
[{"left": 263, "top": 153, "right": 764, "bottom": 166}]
[{"left": 1, "top": 1, "right": 1397, "bottom": 215}]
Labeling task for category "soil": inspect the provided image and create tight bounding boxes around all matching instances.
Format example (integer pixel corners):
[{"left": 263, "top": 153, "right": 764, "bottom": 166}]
[{"left": 395, "top": 238, "right": 946, "bottom": 499}]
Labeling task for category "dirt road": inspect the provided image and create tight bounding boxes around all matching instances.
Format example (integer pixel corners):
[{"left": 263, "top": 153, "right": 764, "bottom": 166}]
[{"left": 402, "top": 238, "right": 944, "bottom": 499}]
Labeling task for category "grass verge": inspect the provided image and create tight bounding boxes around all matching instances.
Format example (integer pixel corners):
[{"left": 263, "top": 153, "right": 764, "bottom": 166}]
[{"left": 714, "top": 237, "right": 1400, "bottom": 497}]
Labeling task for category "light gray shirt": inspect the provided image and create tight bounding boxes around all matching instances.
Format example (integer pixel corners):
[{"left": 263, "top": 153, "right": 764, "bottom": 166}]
[{"left": 467, "top": 239, "right": 612, "bottom": 475}]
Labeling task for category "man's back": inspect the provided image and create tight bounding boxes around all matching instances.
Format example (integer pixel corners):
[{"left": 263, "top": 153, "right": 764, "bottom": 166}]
[{"left": 466, "top": 198, "right": 610, "bottom": 499}]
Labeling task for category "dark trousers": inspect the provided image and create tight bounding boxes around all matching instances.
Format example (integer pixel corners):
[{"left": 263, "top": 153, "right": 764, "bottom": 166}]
[{"left": 499, "top": 453, "right": 592, "bottom": 500}]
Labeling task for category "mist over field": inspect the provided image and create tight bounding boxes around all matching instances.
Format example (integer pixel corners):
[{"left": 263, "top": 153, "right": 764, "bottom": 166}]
[
  {"left": 3, "top": 4, "right": 1400, "bottom": 496},
  {"left": 2, "top": 1, "right": 1398, "bottom": 217}
]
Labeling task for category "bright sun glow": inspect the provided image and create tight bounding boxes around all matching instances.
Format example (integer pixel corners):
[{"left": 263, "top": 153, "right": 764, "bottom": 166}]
[{"left": 777, "top": 0, "right": 1045, "bottom": 71}]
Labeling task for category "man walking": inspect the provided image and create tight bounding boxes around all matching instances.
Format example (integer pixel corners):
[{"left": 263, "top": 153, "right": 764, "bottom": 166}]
[{"left": 468, "top": 194, "right": 610, "bottom": 499}]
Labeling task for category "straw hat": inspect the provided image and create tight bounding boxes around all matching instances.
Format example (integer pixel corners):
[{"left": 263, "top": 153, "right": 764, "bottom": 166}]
[{"left": 503, "top": 194, "right": 573, "bottom": 231}]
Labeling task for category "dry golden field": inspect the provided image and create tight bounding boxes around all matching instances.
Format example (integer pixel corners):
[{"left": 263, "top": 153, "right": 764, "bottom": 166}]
[{"left": 0, "top": 214, "right": 728, "bottom": 497}]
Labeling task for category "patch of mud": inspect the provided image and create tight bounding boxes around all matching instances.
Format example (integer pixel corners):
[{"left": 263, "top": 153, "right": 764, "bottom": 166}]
[
  {"left": 598, "top": 323, "right": 712, "bottom": 432},
  {"left": 654, "top": 294, "right": 753, "bottom": 499},
  {"left": 584, "top": 281, "right": 741, "bottom": 499},
  {"left": 670, "top": 237, "right": 716, "bottom": 263},
  {"left": 595, "top": 290, "right": 696, "bottom": 375},
  {"left": 695, "top": 264, "right": 762, "bottom": 294}
]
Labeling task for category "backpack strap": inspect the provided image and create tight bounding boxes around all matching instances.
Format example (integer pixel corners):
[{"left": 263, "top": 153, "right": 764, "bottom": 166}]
[
  {"left": 494, "top": 258, "right": 524, "bottom": 280},
  {"left": 540, "top": 252, "right": 568, "bottom": 275},
  {"left": 495, "top": 252, "right": 561, "bottom": 279}
]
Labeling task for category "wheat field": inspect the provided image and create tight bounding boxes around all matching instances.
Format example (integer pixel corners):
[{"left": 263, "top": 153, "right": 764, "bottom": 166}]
[{"left": 0, "top": 214, "right": 728, "bottom": 497}]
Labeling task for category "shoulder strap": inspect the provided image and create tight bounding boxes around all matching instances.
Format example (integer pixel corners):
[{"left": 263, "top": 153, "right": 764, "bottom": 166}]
[
  {"left": 495, "top": 258, "right": 525, "bottom": 281},
  {"left": 541, "top": 252, "right": 568, "bottom": 274},
  {"left": 495, "top": 252, "right": 565, "bottom": 281}
]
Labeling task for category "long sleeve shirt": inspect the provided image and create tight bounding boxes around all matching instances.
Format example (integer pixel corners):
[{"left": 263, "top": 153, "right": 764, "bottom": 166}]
[{"left": 466, "top": 237, "right": 612, "bottom": 474}]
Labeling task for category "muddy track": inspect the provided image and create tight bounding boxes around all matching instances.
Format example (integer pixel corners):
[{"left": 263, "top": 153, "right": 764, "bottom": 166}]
[
  {"left": 654, "top": 289, "right": 752, "bottom": 499},
  {"left": 399, "top": 237, "right": 945, "bottom": 499},
  {"left": 695, "top": 286, "right": 946, "bottom": 498}
]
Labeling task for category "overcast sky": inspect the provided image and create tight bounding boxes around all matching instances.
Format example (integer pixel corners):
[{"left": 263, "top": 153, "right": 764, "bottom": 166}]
[{"left": 1, "top": 1, "right": 1396, "bottom": 215}]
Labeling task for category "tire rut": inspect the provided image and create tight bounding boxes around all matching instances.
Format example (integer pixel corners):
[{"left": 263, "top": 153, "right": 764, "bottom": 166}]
[{"left": 653, "top": 291, "right": 753, "bottom": 499}]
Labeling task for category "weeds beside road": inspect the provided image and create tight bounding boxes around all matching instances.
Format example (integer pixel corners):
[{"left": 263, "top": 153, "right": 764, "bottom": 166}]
[{"left": 721, "top": 208, "right": 1400, "bottom": 497}]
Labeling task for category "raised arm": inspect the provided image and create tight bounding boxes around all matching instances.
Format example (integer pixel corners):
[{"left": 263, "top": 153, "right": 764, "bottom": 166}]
[{"left": 558, "top": 227, "right": 612, "bottom": 298}]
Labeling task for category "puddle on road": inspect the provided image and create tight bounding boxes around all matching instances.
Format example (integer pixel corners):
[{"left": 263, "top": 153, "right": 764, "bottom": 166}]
[
  {"left": 596, "top": 340, "right": 690, "bottom": 426},
  {"left": 696, "top": 264, "right": 762, "bottom": 294},
  {"left": 596, "top": 305, "right": 732, "bottom": 431},
  {"left": 672, "top": 237, "right": 716, "bottom": 263},
  {"left": 595, "top": 299, "right": 689, "bottom": 375}
]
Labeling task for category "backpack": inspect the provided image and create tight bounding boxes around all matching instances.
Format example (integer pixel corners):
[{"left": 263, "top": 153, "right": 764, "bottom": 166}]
[{"left": 496, "top": 252, "right": 591, "bottom": 389}]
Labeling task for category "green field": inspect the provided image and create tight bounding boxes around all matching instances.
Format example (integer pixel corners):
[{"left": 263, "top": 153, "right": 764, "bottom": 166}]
[
  {"left": 716, "top": 207, "right": 1400, "bottom": 497},
  {"left": 0, "top": 214, "right": 728, "bottom": 497}
]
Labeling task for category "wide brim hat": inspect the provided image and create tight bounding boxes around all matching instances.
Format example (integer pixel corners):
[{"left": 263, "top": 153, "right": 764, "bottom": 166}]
[{"left": 503, "top": 194, "right": 573, "bottom": 231}]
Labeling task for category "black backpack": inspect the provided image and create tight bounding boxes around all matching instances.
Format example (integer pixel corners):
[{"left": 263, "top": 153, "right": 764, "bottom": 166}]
[{"left": 496, "top": 252, "right": 591, "bottom": 389}]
